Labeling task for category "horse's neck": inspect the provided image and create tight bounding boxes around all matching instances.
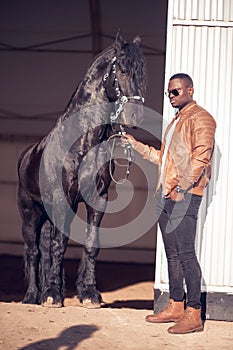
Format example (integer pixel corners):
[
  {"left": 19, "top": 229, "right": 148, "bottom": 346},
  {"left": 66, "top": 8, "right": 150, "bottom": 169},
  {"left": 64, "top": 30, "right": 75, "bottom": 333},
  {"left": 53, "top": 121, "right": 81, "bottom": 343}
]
[
  {"left": 47, "top": 48, "right": 114, "bottom": 150},
  {"left": 64, "top": 82, "right": 100, "bottom": 116},
  {"left": 61, "top": 49, "right": 113, "bottom": 121}
]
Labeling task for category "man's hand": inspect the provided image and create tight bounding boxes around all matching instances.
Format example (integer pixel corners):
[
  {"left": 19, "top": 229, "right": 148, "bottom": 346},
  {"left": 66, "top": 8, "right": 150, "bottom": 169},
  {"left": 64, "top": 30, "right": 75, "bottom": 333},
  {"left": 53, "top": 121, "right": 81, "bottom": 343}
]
[
  {"left": 169, "top": 189, "right": 185, "bottom": 201},
  {"left": 121, "top": 133, "right": 138, "bottom": 149}
]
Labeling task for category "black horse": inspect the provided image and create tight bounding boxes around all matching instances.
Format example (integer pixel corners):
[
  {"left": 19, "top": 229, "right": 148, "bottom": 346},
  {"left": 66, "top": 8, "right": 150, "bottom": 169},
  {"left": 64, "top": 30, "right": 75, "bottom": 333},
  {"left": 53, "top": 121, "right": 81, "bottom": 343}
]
[{"left": 17, "top": 32, "right": 146, "bottom": 308}]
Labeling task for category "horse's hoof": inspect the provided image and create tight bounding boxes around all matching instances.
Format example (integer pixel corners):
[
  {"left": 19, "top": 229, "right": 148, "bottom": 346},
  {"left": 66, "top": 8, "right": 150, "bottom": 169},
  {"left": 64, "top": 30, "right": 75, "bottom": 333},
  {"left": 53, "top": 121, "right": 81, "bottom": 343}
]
[
  {"left": 23, "top": 293, "right": 38, "bottom": 305},
  {"left": 82, "top": 298, "right": 101, "bottom": 309},
  {"left": 22, "top": 299, "right": 38, "bottom": 305},
  {"left": 41, "top": 296, "right": 62, "bottom": 308}
]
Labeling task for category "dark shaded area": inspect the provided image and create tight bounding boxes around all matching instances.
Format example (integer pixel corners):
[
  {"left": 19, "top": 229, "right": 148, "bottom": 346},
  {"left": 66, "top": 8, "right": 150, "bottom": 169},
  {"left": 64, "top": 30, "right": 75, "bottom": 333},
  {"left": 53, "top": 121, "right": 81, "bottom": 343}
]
[
  {"left": 0, "top": 255, "right": 154, "bottom": 309},
  {"left": 102, "top": 299, "right": 153, "bottom": 310}
]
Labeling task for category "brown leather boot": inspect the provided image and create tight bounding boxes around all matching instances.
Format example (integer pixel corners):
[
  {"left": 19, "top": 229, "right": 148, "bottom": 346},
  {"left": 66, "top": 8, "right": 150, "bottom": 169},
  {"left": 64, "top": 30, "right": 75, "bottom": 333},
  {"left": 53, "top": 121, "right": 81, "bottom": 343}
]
[
  {"left": 145, "top": 299, "right": 184, "bottom": 323},
  {"left": 168, "top": 306, "right": 203, "bottom": 334}
]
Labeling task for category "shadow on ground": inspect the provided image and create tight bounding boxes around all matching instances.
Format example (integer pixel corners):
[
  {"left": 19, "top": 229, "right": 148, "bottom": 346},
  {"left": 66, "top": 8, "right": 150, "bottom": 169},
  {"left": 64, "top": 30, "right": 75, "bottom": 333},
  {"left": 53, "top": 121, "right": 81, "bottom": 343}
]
[{"left": 18, "top": 325, "right": 99, "bottom": 350}]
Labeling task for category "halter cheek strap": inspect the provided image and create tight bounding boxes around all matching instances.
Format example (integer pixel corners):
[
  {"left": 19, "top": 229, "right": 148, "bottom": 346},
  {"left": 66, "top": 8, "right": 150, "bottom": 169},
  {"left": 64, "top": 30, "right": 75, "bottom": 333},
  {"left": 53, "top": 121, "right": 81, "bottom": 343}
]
[
  {"left": 103, "top": 56, "right": 145, "bottom": 122},
  {"left": 104, "top": 56, "right": 144, "bottom": 185}
]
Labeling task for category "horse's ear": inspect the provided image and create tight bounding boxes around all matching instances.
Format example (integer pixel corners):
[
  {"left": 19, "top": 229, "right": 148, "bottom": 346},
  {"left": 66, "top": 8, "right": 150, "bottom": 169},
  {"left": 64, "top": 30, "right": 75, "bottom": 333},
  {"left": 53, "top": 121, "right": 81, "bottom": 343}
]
[
  {"left": 114, "top": 31, "right": 125, "bottom": 52},
  {"left": 133, "top": 35, "right": 141, "bottom": 47}
]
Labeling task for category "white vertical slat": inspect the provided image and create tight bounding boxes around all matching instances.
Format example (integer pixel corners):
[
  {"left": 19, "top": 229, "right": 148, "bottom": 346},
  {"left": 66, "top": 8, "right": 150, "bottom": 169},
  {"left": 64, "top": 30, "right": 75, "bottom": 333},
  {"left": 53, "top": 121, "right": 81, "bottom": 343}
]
[
  {"left": 204, "top": 0, "right": 211, "bottom": 20},
  {"left": 221, "top": 0, "right": 226, "bottom": 20},
  {"left": 196, "top": 0, "right": 203, "bottom": 20},
  {"left": 191, "top": 0, "right": 198, "bottom": 20},
  {"left": 230, "top": 0, "right": 233, "bottom": 21},
  {"left": 211, "top": 27, "right": 227, "bottom": 286},
  {"left": 155, "top": 0, "right": 233, "bottom": 294}
]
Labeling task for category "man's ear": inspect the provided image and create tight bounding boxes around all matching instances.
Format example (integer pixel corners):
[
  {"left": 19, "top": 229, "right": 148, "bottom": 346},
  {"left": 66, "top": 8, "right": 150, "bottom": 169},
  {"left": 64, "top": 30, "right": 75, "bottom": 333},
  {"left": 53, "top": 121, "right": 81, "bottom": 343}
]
[{"left": 188, "top": 87, "right": 194, "bottom": 97}]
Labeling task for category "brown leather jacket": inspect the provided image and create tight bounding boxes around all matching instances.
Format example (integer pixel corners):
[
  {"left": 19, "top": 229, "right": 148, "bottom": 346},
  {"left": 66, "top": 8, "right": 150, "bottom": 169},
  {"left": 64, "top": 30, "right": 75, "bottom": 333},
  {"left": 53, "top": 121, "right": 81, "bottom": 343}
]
[{"left": 134, "top": 101, "right": 216, "bottom": 196}]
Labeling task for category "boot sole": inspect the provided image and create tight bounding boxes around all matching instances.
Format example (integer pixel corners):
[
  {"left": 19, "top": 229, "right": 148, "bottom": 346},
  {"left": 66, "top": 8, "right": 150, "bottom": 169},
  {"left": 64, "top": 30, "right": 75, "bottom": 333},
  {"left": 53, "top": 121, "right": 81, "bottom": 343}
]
[
  {"left": 168, "top": 326, "right": 204, "bottom": 334},
  {"left": 146, "top": 318, "right": 182, "bottom": 323}
]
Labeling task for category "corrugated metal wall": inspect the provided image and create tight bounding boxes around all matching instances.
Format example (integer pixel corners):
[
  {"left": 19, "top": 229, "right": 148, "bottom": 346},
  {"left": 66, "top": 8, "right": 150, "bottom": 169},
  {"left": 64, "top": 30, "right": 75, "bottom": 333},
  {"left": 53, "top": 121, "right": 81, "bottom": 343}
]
[
  {"left": 155, "top": 0, "right": 233, "bottom": 293},
  {"left": 173, "top": 0, "right": 233, "bottom": 21}
]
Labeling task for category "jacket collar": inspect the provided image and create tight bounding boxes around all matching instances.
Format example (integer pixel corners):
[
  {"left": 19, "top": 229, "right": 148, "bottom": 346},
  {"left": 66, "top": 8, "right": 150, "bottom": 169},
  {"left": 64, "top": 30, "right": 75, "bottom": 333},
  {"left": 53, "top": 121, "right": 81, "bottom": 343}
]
[{"left": 175, "top": 100, "right": 197, "bottom": 119}]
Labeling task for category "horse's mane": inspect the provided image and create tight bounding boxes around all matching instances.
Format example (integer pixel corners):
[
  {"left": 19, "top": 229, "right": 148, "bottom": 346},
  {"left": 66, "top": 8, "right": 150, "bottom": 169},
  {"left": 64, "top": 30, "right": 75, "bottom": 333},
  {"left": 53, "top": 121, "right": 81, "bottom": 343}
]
[
  {"left": 61, "top": 46, "right": 115, "bottom": 122},
  {"left": 118, "top": 41, "right": 146, "bottom": 93},
  {"left": 59, "top": 35, "right": 146, "bottom": 124}
]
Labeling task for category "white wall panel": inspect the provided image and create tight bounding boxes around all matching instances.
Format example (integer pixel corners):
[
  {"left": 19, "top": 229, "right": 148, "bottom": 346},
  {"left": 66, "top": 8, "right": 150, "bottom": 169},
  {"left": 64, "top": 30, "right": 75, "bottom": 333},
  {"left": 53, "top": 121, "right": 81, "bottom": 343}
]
[
  {"left": 155, "top": 0, "right": 233, "bottom": 293},
  {"left": 173, "top": 0, "right": 233, "bottom": 21}
]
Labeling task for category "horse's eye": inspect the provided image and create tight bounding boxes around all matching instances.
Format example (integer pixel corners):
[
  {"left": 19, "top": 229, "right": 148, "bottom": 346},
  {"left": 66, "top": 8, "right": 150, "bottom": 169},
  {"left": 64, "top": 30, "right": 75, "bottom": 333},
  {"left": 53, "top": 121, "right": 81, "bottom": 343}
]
[{"left": 120, "top": 70, "right": 127, "bottom": 75}]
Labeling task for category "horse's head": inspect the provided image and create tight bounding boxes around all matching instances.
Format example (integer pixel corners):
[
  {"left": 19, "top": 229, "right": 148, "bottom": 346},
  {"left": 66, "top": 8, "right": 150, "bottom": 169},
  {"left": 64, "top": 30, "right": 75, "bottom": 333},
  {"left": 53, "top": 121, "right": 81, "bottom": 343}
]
[{"left": 103, "top": 32, "right": 146, "bottom": 130}]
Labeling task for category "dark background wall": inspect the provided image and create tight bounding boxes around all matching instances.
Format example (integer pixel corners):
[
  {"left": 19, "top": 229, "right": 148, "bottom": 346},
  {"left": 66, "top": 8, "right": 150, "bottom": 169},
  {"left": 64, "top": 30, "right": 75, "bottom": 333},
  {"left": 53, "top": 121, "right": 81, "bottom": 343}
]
[{"left": 0, "top": 0, "right": 168, "bottom": 262}]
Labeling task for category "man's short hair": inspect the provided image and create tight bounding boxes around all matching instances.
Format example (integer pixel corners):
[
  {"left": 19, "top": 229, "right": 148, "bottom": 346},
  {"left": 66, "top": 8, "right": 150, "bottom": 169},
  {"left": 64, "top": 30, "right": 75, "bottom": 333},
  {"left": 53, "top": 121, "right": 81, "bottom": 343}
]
[{"left": 170, "top": 73, "right": 193, "bottom": 87}]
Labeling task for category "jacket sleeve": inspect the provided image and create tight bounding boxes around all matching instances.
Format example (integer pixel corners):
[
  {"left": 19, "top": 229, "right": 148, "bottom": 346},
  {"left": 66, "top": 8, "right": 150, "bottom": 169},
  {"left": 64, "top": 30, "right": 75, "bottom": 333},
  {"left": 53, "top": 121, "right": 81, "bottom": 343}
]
[
  {"left": 179, "top": 111, "right": 216, "bottom": 189},
  {"left": 133, "top": 141, "right": 160, "bottom": 165}
]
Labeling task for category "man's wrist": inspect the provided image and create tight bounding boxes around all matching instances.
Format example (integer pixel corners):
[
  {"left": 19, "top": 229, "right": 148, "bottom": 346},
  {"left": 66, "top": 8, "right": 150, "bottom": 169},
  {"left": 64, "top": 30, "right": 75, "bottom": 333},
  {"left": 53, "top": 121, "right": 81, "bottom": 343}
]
[{"left": 175, "top": 185, "right": 185, "bottom": 193}]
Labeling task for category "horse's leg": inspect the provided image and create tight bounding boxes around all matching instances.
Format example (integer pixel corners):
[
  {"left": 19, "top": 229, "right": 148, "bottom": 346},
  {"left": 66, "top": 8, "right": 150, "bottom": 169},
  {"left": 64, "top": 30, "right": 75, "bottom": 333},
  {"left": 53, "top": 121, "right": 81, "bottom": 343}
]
[
  {"left": 75, "top": 249, "right": 86, "bottom": 303},
  {"left": 18, "top": 187, "right": 42, "bottom": 304},
  {"left": 76, "top": 204, "right": 105, "bottom": 308},
  {"left": 40, "top": 194, "right": 70, "bottom": 307},
  {"left": 40, "top": 225, "right": 68, "bottom": 307},
  {"left": 38, "top": 219, "right": 53, "bottom": 303}
]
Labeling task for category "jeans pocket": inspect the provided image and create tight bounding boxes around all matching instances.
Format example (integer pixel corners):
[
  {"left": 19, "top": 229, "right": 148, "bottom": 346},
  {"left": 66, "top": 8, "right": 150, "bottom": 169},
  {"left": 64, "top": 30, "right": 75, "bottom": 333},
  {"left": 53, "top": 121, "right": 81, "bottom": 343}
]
[{"left": 188, "top": 194, "right": 202, "bottom": 218}]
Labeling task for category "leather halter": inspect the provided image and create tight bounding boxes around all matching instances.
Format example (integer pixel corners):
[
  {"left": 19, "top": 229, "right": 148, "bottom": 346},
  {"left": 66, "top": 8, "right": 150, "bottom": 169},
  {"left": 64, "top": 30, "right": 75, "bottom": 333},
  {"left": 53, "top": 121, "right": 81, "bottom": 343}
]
[
  {"left": 103, "top": 56, "right": 144, "bottom": 184},
  {"left": 103, "top": 56, "right": 144, "bottom": 125}
]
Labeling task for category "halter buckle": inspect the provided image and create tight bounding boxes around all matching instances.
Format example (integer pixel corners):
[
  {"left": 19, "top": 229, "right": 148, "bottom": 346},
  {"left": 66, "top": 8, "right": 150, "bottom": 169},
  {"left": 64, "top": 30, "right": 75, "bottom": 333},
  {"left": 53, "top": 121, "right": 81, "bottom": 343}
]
[
  {"left": 111, "top": 56, "right": 117, "bottom": 63},
  {"left": 103, "top": 73, "right": 109, "bottom": 81},
  {"left": 121, "top": 96, "right": 128, "bottom": 103}
]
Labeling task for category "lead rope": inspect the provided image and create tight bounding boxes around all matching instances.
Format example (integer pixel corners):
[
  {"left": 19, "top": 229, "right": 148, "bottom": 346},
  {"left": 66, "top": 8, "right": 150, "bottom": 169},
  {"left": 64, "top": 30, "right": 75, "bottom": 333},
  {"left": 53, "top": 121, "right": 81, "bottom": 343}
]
[{"left": 107, "top": 133, "right": 133, "bottom": 185}]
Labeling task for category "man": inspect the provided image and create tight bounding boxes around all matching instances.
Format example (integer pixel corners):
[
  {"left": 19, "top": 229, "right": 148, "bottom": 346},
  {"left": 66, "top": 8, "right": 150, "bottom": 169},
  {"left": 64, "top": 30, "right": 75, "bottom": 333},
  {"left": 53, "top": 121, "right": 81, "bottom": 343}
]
[{"left": 124, "top": 73, "right": 216, "bottom": 334}]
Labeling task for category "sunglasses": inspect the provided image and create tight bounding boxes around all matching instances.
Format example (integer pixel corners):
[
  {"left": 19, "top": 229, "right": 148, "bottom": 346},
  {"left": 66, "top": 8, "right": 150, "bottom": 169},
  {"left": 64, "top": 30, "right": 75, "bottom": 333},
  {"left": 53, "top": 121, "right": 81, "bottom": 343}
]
[{"left": 165, "top": 88, "right": 181, "bottom": 97}]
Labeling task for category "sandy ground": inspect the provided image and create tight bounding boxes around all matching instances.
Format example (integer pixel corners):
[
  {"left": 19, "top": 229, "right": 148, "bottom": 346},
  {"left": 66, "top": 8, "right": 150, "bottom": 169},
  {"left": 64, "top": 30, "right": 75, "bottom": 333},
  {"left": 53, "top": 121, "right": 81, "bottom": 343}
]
[{"left": 0, "top": 256, "right": 233, "bottom": 349}]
